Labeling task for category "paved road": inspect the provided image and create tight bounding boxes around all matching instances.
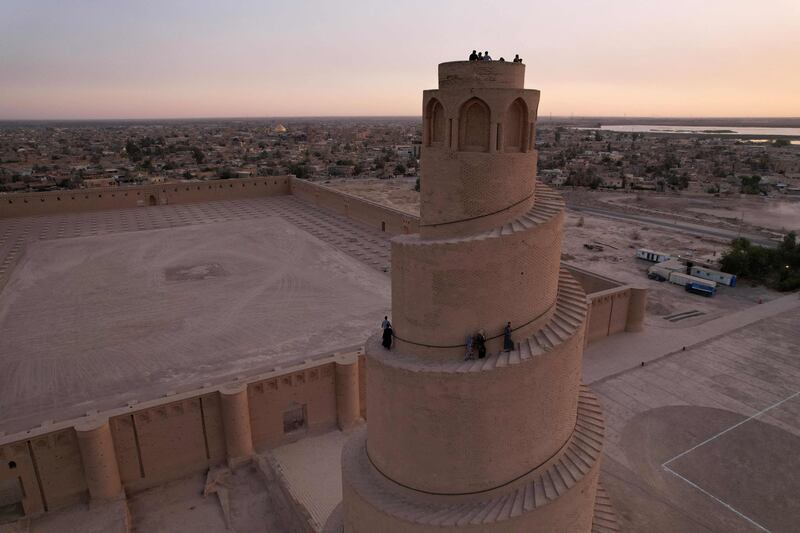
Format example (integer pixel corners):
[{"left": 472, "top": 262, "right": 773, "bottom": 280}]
[{"left": 567, "top": 204, "right": 778, "bottom": 248}]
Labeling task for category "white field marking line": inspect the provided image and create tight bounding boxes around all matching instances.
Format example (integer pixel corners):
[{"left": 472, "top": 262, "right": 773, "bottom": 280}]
[
  {"left": 660, "top": 389, "right": 800, "bottom": 533},
  {"left": 662, "top": 465, "right": 770, "bottom": 533},
  {"left": 663, "top": 390, "right": 800, "bottom": 467}
]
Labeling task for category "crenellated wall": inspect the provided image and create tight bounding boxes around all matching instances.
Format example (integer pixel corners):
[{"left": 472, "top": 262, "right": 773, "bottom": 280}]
[
  {"left": 564, "top": 264, "right": 648, "bottom": 343},
  {"left": 0, "top": 176, "right": 291, "bottom": 218},
  {"left": 289, "top": 178, "right": 418, "bottom": 236},
  {"left": 0, "top": 349, "right": 362, "bottom": 518}
]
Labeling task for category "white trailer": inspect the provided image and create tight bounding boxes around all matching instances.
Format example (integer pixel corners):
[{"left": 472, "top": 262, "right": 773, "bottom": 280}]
[
  {"left": 668, "top": 271, "right": 717, "bottom": 289},
  {"left": 648, "top": 264, "right": 673, "bottom": 280},
  {"left": 689, "top": 266, "right": 737, "bottom": 287},
  {"left": 636, "top": 248, "right": 672, "bottom": 263},
  {"left": 652, "top": 259, "right": 686, "bottom": 273}
]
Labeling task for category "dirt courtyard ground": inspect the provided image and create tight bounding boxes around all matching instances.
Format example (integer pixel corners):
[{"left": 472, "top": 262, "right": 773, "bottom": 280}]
[
  {"left": 0, "top": 215, "right": 389, "bottom": 434},
  {"left": 606, "top": 191, "right": 800, "bottom": 235},
  {"left": 595, "top": 306, "right": 800, "bottom": 532},
  {"left": 323, "top": 177, "right": 420, "bottom": 215}
]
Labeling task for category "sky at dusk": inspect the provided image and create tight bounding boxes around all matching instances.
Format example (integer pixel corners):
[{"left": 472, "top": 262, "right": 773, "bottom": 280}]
[{"left": 1, "top": 0, "right": 799, "bottom": 120}]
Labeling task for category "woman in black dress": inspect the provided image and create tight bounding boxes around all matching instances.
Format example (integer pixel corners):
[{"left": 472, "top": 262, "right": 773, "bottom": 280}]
[
  {"left": 382, "top": 322, "right": 394, "bottom": 349},
  {"left": 503, "top": 322, "right": 513, "bottom": 352},
  {"left": 475, "top": 329, "right": 487, "bottom": 359}
]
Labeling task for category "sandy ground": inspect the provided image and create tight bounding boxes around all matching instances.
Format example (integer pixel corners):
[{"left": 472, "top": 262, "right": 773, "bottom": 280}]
[
  {"left": 594, "top": 306, "right": 800, "bottom": 533},
  {"left": 126, "top": 466, "right": 281, "bottom": 533},
  {"left": 322, "top": 177, "right": 420, "bottom": 216},
  {"left": 570, "top": 189, "right": 800, "bottom": 235},
  {"left": 561, "top": 211, "right": 779, "bottom": 322},
  {"left": 271, "top": 430, "right": 351, "bottom": 530},
  {"left": 0, "top": 215, "right": 389, "bottom": 434}
]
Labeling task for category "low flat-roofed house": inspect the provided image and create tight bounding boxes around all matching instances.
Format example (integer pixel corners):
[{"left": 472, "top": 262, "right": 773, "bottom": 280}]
[{"left": 82, "top": 176, "right": 118, "bottom": 188}]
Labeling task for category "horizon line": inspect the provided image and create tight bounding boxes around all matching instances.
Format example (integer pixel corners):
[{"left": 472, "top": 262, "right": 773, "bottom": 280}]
[{"left": 2, "top": 114, "right": 800, "bottom": 124}]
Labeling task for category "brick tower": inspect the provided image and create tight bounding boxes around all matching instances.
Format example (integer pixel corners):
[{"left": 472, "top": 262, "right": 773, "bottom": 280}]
[{"left": 330, "top": 61, "right": 615, "bottom": 532}]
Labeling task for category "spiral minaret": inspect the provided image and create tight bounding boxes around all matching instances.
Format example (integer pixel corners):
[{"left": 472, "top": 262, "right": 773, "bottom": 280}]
[{"left": 332, "top": 61, "right": 612, "bottom": 532}]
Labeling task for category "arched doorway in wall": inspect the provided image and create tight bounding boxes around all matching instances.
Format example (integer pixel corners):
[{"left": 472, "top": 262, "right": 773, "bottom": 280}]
[
  {"left": 426, "top": 98, "right": 446, "bottom": 146},
  {"left": 458, "top": 98, "right": 490, "bottom": 152},
  {"left": 503, "top": 98, "right": 528, "bottom": 152},
  {"left": 283, "top": 402, "right": 307, "bottom": 434},
  {"left": 148, "top": 194, "right": 157, "bottom": 206},
  {"left": 0, "top": 476, "right": 25, "bottom": 521}
]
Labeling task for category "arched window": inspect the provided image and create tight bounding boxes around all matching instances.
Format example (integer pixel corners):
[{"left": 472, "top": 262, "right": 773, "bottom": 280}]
[
  {"left": 458, "top": 98, "right": 490, "bottom": 152},
  {"left": 503, "top": 98, "right": 528, "bottom": 152},
  {"left": 426, "top": 99, "right": 445, "bottom": 146}
]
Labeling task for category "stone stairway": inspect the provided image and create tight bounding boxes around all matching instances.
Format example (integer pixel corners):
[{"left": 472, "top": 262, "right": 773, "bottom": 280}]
[
  {"left": 494, "top": 184, "right": 564, "bottom": 238},
  {"left": 341, "top": 385, "right": 606, "bottom": 528},
  {"left": 411, "top": 182, "right": 564, "bottom": 247},
  {"left": 369, "top": 267, "right": 588, "bottom": 374},
  {"left": 591, "top": 484, "right": 621, "bottom": 532},
  {"left": 457, "top": 268, "right": 586, "bottom": 372}
]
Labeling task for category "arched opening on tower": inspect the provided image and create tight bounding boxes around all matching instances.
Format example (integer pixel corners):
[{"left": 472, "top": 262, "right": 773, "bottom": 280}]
[
  {"left": 148, "top": 194, "right": 157, "bottom": 206},
  {"left": 458, "top": 98, "right": 490, "bottom": 152},
  {"left": 426, "top": 99, "right": 445, "bottom": 146},
  {"left": 503, "top": 98, "right": 528, "bottom": 152}
]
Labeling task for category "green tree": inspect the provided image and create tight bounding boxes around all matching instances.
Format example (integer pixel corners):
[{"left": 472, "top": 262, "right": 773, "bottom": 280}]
[
  {"left": 740, "top": 175, "right": 761, "bottom": 194},
  {"left": 720, "top": 233, "right": 800, "bottom": 291},
  {"left": 218, "top": 167, "right": 236, "bottom": 179},
  {"left": 191, "top": 147, "right": 205, "bottom": 164},
  {"left": 287, "top": 163, "right": 309, "bottom": 179},
  {"left": 125, "top": 140, "right": 142, "bottom": 162}
]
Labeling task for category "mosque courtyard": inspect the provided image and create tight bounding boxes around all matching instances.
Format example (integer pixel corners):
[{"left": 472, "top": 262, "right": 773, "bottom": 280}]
[{"left": 0, "top": 197, "right": 390, "bottom": 434}]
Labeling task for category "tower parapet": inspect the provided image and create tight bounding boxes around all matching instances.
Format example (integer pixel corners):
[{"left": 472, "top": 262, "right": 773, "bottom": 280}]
[
  {"left": 420, "top": 61, "right": 540, "bottom": 239},
  {"left": 332, "top": 60, "right": 613, "bottom": 533}
]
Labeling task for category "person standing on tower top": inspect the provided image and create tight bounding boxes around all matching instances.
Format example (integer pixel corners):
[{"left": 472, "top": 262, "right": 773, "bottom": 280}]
[
  {"left": 483, "top": 50, "right": 492, "bottom": 61},
  {"left": 469, "top": 50, "right": 478, "bottom": 61},
  {"left": 513, "top": 54, "right": 523, "bottom": 63},
  {"left": 503, "top": 322, "right": 513, "bottom": 352}
]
